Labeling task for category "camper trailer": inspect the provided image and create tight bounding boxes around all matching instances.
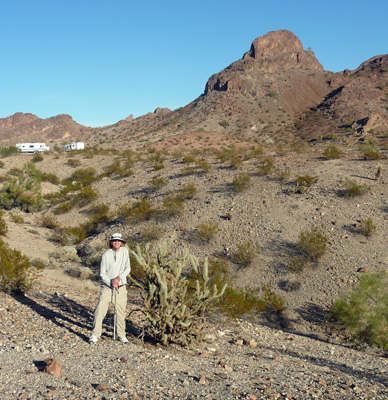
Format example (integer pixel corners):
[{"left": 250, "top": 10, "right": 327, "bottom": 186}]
[
  {"left": 64, "top": 142, "right": 85, "bottom": 152},
  {"left": 16, "top": 143, "right": 50, "bottom": 153}
]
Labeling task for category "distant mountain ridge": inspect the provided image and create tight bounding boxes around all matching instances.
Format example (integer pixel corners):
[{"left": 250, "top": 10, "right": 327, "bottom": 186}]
[{"left": 1, "top": 30, "right": 387, "bottom": 148}]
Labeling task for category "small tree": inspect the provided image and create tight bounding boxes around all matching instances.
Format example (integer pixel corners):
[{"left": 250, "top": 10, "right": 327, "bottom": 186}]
[{"left": 129, "top": 241, "right": 226, "bottom": 346}]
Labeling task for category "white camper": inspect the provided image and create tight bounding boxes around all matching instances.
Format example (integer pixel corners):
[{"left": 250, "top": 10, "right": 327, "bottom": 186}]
[
  {"left": 64, "top": 142, "right": 85, "bottom": 152},
  {"left": 16, "top": 143, "right": 50, "bottom": 153}
]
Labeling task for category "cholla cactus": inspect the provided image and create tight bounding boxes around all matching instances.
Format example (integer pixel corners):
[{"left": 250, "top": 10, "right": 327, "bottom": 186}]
[{"left": 129, "top": 240, "right": 226, "bottom": 346}]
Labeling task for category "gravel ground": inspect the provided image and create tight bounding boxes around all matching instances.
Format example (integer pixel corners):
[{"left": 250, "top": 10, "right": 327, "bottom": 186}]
[{"left": 1, "top": 267, "right": 388, "bottom": 400}]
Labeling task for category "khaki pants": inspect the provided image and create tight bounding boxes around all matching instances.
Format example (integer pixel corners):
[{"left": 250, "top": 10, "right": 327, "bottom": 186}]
[{"left": 92, "top": 285, "right": 127, "bottom": 339}]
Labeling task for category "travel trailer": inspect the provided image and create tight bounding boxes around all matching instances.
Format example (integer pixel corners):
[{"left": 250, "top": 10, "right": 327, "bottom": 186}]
[
  {"left": 64, "top": 142, "right": 85, "bottom": 152},
  {"left": 16, "top": 143, "right": 50, "bottom": 153}
]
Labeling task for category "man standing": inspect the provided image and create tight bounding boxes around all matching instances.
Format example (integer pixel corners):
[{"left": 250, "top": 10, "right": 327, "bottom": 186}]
[{"left": 89, "top": 232, "right": 130, "bottom": 344}]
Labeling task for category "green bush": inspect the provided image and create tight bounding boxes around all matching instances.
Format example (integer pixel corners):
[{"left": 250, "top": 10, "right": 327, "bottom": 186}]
[
  {"left": 358, "top": 218, "right": 376, "bottom": 237},
  {"left": 360, "top": 139, "right": 382, "bottom": 160},
  {"left": 232, "top": 241, "right": 260, "bottom": 267},
  {"left": 32, "top": 153, "right": 43, "bottom": 163},
  {"left": 341, "top": 178, "right": 370, "bottom": 198},
  {"left": 195, "top": 220, "right": 218, "bottom": 243},
  {"left": 232, "top": 173, "right": 251, "bottom": 193},
  {"left": 295, "top": 175, "right": 317, "bottom": 190},
  {"left": 0, "top": 146, "right": 20, "bottom": 158},
  {"left": 257, "top": 157, "right": 274, "bottom": 176},
  {"left": 0, "top": 238, "right": 44, "bottom": 293},
  {"left": 160, "top": 195, "right": 184, "bottom": 219},
  {"left": 176, "top": 182, "right": 197, "bottom": 201},
  {"left": 67, "top": 158, "right": 81, "bottom": 167},
  {"left": 331, "top": 271, "right": 388, "bottom": 350},
  {"left": 148, "top": 175, "right": 167, "bottom": 191},
  {"left": 0, "top": 162, "right": 45, "bottom": 212},
  {"left": 323, "top": 144, "right": 343, "bottom": 159},
  {"left": 38, "top": 212, "right": 59, "bottom": 229},
  {"left": 0, "top": 209, "right": 8, "bottom": 236},
  {"left": 129, "top": 241, "right": 226, "bottom": 346},
  {"left": 41, "top": 172, "right": 60, "bottom": 185},
  {"left": 298, "top": 226, "right": 329, "bottom": 262}
]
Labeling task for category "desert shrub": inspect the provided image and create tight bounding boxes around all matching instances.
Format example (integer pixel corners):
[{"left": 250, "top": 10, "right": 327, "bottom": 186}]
[
  {"left": 288, "top": 255, "right": 310, "bottom": 273},
  {"left": 67, "top": 158, "right": 81, "bottom": 167},
  {"left": 101, "top": 158, "right": 122, "bottom": 178},
  {"left": 0, "top": 238, "right": 43, "bottom": 293},
  {"left": 87, "top": 203, "right": 110, "bottom": 224},
  {"left": 257, "top": 157, "right": 274, "bottom": 176},
  {"left": 9, "top": 212, "right": 25, "bottom": 223},
  {"left": 51, "top": 225, "right": 87, "bottom": 245},
  {"left": 41, "top": 172, "right": 60, "bottom": 184},
  {"left": 160, "top": 195, "right": 184, "bottom": 219},
  {"left": 182, "top": 155, "right": 196, "bottom": 164},
  {"left": 361, "top": 139, "right": 382, "bottom": 160},
  {"left": 140, "top": 223, "right": 164, "bottom": 242},
  {"left": 195, "top": 220, "right": 218, "bottom": 243},
  {"left": 63, "top": 167, "right": 97, "bottom": 188},
  {"left": 32, "top": 153, "right": 43, "bottom": 163},
  {"left": 176, "top": 182, "right": 197, "bottom": 201},
  {"left": 0, "top": 146, "right": 20, "bottom": 158},
  {"left": 180, "top": 165, "right": 196, "bottom": 176},
  {"left": 149, "top": 153, "right": 165, "bottom": 170},
  {"left": 122, "top": 197, "right": 155, "bottom": 223},
  {"left": 232, "top": 172, "right": 251, "bottom": 193},
  {"left": 298, "top": 226, "right": 329, "bottom": 262},
  {"left": 232, "top": 241, "right": 260, "bottom": 267},
  {"left": 0, "top": 209, "right": 8, "bottom": 236},
  {"left": 323, "top": 144, "right": 343, "bottom": 159},
  {"left": 331, "top": 271, "right": 388, "bottom": 350},
  {"left": 295, "top": 175, "right": 317, "bottom": 191},
  {"left": 38, "top": 212, "right": 59, "bottom": 229},
  {"left": 195, "top": 159, "right": 212, "bottom": 174},
  {"left": 54, "top": 201, "right": 74, "bottom": 215},
  {"left": 66, "top": 266, "right": 95, "bottom": 280},
  {"left": 129, "top": 241, "right": 226, "bottom": 346},
  {"left": 74, "top": 186, "right": 99, "bottom": 207},
  {"left": 341, "top": 178, "right": 370, "bottom": 198},
  {"left": 148, "top": 175, "right": 167, "bottom": 191},
  {"left": 0, "top": 160, "right": 4, "bottom": 168},
  {"left": 358, "top": 218, "right": 376, "bottom": 237},
  {"left": 219, "top": 120, "right": 229, "bottom": 129},
  {"left": 8, "top": 167, "right": 22, "bottom": 176},
  {"left": 0, "top": 162, "right": 45, "bottom": 212},
  {"left": 273, "top": 168, "right": 291, "bottom": 182}
]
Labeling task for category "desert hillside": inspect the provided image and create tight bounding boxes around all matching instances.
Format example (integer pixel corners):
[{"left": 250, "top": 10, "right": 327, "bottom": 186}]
[{"left": 1, "top": 29, "right": 388, "bottom": 399}]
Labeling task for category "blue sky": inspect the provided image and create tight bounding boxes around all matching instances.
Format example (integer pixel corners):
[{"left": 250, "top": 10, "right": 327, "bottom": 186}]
[{"left": 1, "top": 0, "right": 387, "bottom": 127}]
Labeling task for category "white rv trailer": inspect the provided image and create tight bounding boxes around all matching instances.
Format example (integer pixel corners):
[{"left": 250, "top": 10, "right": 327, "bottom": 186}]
[
  {"left": 16, "top": 143, "right": 50, "bottom": 153},
  {"left": 64, "top": 142, "right": 85, "bottom": 152}
]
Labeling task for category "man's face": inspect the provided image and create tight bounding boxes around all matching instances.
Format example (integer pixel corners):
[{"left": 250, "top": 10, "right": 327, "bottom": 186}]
[{"left": 112, "top": 240, "right": 122, "bottom": 251}]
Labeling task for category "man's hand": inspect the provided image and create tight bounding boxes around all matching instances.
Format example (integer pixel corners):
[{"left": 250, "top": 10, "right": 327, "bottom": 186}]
[{"left": 111, "top": 277, "right": 121, "bottom": 289}]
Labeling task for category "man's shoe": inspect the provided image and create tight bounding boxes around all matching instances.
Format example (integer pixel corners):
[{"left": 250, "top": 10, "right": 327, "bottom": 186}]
[
  {"left": 89, "top": 334, "right": 98, "bottom": 344},
  {"left": 119, "top": 337, "right": 129, "bottom": 343}
]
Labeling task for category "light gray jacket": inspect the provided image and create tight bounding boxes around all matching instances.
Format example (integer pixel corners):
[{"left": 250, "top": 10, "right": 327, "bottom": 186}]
[{"left": 100, "top": 246, "right": 131, "bottom": 287}]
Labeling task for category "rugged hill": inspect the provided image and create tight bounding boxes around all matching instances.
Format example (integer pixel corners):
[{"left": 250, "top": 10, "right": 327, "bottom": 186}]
[
  {"left": 0, "top": 112, "right": 94, "bottom": 147},
  {"left": 1, "top": 30, "right": 387, "bottom": 150}
]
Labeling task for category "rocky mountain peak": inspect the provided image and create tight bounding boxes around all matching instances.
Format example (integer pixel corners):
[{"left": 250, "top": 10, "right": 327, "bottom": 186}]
[{"left": 242, "top": 29, "right": 323, "bottom": 72}]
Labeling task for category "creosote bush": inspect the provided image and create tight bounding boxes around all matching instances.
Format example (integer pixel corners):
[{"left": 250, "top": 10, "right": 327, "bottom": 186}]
[
  {"left": 195, "top": 220, "right": 219, "bottom": 243},
  {"left": 232, "top": 173, "right": 251, "bottom": 193},
  {"left": 341, "top": 178, "right": 370, "bottom": 198},
  {"left": 0, "top": 238, "right": 44, "bottom": 293},
  {"left": 331, "top": 271, "right": 388, "bottom": 350},
  {"left": 0, "top": 162, "right": 45, "bottom": 212},
  {"left": 358, "top": 218, "right": 376, "bottom": 237},
  {"left": 323, "top": 144, "right": 343, "bottom": 159},
  {"left": 232, "top": 241, "right": 260, "bottom": 267},
  {"left": 298, "top": 226, "right": 329, "bottom": 262},
  {"left": 257, "top": 157, "right": 274, "bottom": 176},
  {"left": 129, "top": 241, "right": 226, "bottom": 346}
]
